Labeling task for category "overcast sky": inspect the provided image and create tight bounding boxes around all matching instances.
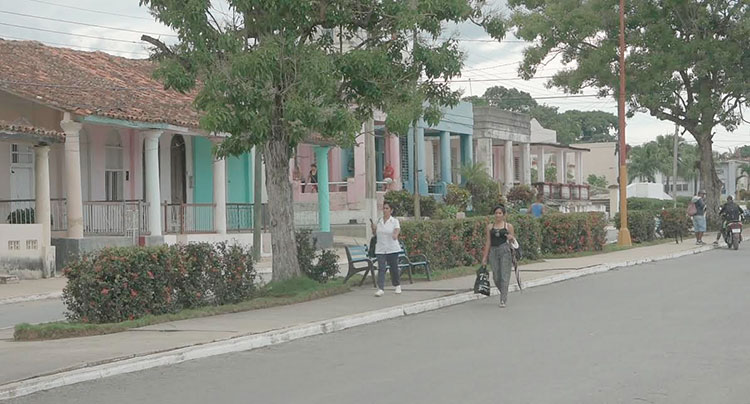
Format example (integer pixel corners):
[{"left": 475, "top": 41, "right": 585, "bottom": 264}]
[{"left": 1, "top": 0, "right": 747, "bottom": 152}]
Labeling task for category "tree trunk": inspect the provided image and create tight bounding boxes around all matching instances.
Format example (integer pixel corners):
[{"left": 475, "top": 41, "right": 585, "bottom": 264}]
[
  {"left": 694, "top": 132, "right": 722, "bottom": 228},
  {"left": 263, "top": 137, "right": 301, "bottom": 281}
]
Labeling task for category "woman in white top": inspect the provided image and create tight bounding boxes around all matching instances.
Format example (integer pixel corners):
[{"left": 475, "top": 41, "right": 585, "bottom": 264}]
[{"left": 370, "top": 201, "right": 401, "bottom": 297}]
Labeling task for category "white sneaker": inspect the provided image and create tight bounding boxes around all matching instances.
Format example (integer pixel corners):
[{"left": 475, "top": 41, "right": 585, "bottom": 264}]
[
  {"left": 394, "top": 286, "right": 402, "bottom": 294},
  {"left": 374, "top": 289, "right": 384, "bottom": 297}
]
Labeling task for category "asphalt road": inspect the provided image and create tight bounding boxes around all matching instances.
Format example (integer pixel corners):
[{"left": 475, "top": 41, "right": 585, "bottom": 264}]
[
  {"left": 8, "top": 246, "right": 750, "bottom": 404},
  {"left": 0, "top": 299, "right": 66, "bottom": 331}
]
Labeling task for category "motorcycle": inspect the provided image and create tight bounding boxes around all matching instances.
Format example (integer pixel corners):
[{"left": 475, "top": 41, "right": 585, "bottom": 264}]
[{"left": 722, "top": 220, "right": 743, "bottom": 250}]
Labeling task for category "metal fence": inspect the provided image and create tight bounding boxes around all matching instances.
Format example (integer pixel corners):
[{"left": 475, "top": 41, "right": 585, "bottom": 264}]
[
  {"left": 83, "top": 201, "right": 148, "bottom": 236},
  {"left": 164, "top": 203, "right": 215, "bottom": 234}
]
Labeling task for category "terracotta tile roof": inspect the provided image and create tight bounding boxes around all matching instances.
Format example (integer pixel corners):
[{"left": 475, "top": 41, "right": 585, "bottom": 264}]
[
  {"left": 0, "top": 120, "right": 65, "bottom": 142},
  {"left": 0, "top": 39, "right": 201, "bottom": 128}
]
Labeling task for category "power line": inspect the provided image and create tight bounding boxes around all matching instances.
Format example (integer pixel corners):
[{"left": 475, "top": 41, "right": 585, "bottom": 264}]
[
  {"left": 453, "top": 76, "right": 555, "bottom": 82},
  {"left": 0, "top": 22, "right": 142, "bottom": 44},
  {"left": 24, "top": 0, "right": 154, "bottom": 21},
  {"left": 0, "top": 34, "right": 150, "bottom": 57},
  {"left": 0, "top": 10, "right": 177, "bottom": 37}
]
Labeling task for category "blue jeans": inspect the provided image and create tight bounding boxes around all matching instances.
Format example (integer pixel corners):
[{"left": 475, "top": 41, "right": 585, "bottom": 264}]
[
  {"left": 692, "top": 215, "right": 706, "bottom": 232},
  {"left": 376, "top": 252, "right": 400, "bottom": 290}
]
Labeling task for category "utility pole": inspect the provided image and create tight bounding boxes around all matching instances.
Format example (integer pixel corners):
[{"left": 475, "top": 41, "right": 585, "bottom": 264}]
[
  {"left": 252, "top": 147, "right": 263, "bottom": 260},
  {"left": 672, "top": 123, "right": 679, "bottom": 208},
  {"left": 365, "top": 118, "right": 377, "bottom": 240},
  {"left": 617, "top": 0, "right": 632, "bottom": 246},
  {"left": 411, "top": 0, "right": 421, "bottom": 219}
]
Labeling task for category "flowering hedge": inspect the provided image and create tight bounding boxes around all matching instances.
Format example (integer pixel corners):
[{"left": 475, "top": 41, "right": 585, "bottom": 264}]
[
  {"left": 659, "top": 208, "right": 692, "bottom": 239},
  {"left": 399, "top": 212, "right": 604, "bottom": 270},
  {"left": 538, "top": 212, "right": 607, "bottom": 254},
  {"left": 62, "top": 242, "right": 256, "bottom": 324},
  {"left": 614, "top": 210, "right": 657, "bottom": 243}
]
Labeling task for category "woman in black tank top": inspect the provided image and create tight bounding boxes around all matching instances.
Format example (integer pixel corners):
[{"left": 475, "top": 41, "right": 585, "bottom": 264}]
[{"left": 481, "top": 205, "right": 517, "bottom": 307}]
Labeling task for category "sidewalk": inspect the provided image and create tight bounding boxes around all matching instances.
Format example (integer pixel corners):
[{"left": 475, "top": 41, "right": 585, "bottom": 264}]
[
  {"left": 0, "top": 278, "right": 66, "bottom": 305},
  {"left": 0, "top": 239, "right": 717, "bottom": 399}
]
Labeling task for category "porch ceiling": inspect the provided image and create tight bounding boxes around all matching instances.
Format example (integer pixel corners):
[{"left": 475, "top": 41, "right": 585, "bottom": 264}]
[{"left": 531, "top": 142, "right": 591, "bottom": 152}]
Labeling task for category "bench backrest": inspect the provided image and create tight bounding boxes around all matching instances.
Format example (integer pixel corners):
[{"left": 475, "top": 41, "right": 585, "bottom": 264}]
[{"left": 345, "top": 245, "right": 370, "bottom": 262}]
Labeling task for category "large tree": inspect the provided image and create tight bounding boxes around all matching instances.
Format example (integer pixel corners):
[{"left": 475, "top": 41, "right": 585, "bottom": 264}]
[
  {"left": 140, "top": 0, "right": 502, "bottom": 280},
  {"left": 506, "top": 0, "right": 749, "bottom": 222},
  {"left": 463, "top": 85, "right": 617, "bottom": 144}
]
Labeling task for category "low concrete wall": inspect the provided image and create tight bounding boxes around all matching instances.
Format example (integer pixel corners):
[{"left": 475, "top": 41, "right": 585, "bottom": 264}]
[
  {"left": 52, "top": 237, "right": 136, "bottom": 270},
  {"left": 162, "top": 232, "right": 272, "bottom": 257},
  {"left": 0, "top": 224, "right": 54, "bottom": 278}
]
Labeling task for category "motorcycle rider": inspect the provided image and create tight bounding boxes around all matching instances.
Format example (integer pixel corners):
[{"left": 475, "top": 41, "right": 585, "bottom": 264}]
[{"left": 713, "top": 195, "right": 744, "bottom": 245}]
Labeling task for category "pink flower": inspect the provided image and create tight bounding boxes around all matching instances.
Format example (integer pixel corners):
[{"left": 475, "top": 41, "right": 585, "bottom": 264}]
[{"left": 101, "top": 288, "right": 109, "bottom": 295}]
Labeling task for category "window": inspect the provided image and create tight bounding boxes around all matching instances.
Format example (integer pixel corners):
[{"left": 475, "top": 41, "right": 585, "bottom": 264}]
[
  {"left": 399, "top": 135, "right": 409, "bottom": 181},
  {"left": 514, "top": 157, "right": 520, "bottom": 182},
  {"left": 26, "top": 240, "right": 38, "bottom": 250},
  {"left": 8, "top": 240, "right": 20, "bottom": 250},
  {"left": 105, "top": 132, "right": 124, "bottom": 201},
  {"left": 11, "top": 144, "right": 33, "bottom": 164}
]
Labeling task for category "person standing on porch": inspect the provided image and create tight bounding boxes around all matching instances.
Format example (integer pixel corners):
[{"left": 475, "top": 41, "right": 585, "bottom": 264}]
[
  {"left": 370, "top": 201, "right": 401, "bottom": 297},
  {"left": 307, "top": 164, "right": 318, "bottom": 193},
  {"left": 383, "top": 162, "right": 395, "bottom": 190},
  {"left": 481, "top": 205, "right": 517, "bottom": 308}
]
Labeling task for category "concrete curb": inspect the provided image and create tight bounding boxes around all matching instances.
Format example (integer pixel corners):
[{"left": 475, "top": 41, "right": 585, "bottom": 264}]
[
  {"left": 0, "top": 245, "right": 715, "bottom": 400},
  {"left": 0, "top": 292, "right": 62, "bottom": 306}
]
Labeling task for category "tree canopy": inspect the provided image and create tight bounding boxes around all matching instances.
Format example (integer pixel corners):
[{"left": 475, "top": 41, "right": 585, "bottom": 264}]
[
  {"left": 464, "top": 85, "right": 617, "bottom": 144},
  {"left": 140, "top": 0, "right": 504, "bottom": 280},
  {"left": 505, "top": 0, "right": 749, "bottom": 220}
]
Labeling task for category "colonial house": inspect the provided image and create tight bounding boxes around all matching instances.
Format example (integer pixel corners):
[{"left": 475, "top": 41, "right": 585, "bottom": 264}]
[{"left": 0, "top": 39, "right": 594, "bottom": 277}]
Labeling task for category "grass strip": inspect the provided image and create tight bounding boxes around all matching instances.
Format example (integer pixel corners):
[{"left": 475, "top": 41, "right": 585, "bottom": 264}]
[{"left": 14, "top": 278, "right": 350, "bottom": 341}]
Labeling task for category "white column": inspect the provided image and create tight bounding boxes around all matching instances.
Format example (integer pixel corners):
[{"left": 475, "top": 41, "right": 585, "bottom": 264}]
[
  {"left": 476, "top": 138, "right": 493, "bottom": 177},
  {"left": 144, "top": 130, "right": 163, "bottom": 237},
  {"left": 538, "top": 146, "right": 545, "bottom": 182},
  {"left": 35, "top": 145, "right": 51, "bottom": 246},
  {"left": 504, "top": 140, "right": 514, "bottom": 194},
  {"left": 61, "top": 118, "right": 84, "bottom": 239},
  {"left": 576, "top": 151, "right": 584, "bottom": 185},
  {"left": 522, "top": 143, "right": 531, "bottom": 186},
  {"left": 557, "top": 149, "right": 566, "bottom": 183},
  {"left": 213, "top": 155, "right": 227, "bottom": 234}
]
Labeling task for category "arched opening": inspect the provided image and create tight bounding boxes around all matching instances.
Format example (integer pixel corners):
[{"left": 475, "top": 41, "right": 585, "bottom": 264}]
[{"left": 170, "top": 135, "right": 186, "bottom": 204}]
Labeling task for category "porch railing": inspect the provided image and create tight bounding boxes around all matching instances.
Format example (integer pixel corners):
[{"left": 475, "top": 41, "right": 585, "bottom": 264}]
[
  {"left": 533, "top": 183, "right": 591, "bottom": 201},
  {"left": 226, "top": 203, "right": 271, "bottom": 232},
  {"left": 83, "top": 201, "right": 148, "bottom": 237},
  {"left": 164, "top": 203, "right": 215, "bottom": 234},
  {"left": 1, "top": 198, "right": 68, "bottom": 231}
]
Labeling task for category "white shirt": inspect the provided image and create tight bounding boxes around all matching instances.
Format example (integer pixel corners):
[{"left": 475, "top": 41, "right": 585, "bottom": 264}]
[{"left": 375, "top": 216, "right": 401, "bottom": 254}]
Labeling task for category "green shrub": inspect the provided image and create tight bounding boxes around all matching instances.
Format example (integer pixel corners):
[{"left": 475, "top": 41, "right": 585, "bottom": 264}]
[
  {"left": 62, "top": 243, "right": 257, "bottom": 324},
  {"left": 434, "top": 204, "right": 459, "bottom": 220},
  {"left": 460, "top": 163, "right": 505, "bottom": 215},
  {"left": 444, "top": 184, "right": 470, "bottom": 211},
  {"left": 539, "top": 213, "right": 607, "bottom": 254},
  {"left": 398, "top": 213, "right": 607, "bottom": 270},
  {"left": 614, "top": 210, "right": 656, "bottom": 243},
  {"left": 295, "top": 229, "right": 340, "bottom": 283},
  {"left": 507, "top": 185, "right": 536, "bottom": 208},
  {"left": 627, "top": 197, "right": 688, "bottom": 211},
  {"left": 384, "top": 190, "right": 413, "bottom": 216},
  {"left": 383, "top": 190, "right": 437, "bottom": 217},
  {"left": 659, "top": 208, "right": 691, "bottom": 239}
]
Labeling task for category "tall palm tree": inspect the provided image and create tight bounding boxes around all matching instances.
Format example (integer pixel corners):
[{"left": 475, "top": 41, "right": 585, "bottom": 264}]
[{"left": 628, "top": 142, "right": 662, "bottom": 183}]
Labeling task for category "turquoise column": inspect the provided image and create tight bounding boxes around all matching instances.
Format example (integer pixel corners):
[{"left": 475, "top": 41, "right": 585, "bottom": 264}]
[
  {"left": 315, "top": 146, "right": 330, "bottom": 232},
  {"left": 460, "top": 133, "right": 473, "bottom": 168},
  {"left": 440, "top": 131, "right": 452, "bottom": 185},
  {"left": 416, "top": 126, "right": 428, "bottom": 195}
]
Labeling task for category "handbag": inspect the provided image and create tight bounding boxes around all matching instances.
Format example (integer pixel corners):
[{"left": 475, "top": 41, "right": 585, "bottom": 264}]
[
  {"left": 473, "top": 265, "right": 491, "bottom": 296},
  {"left": 367, "top": 236, "right": 377, "bottom": 258}
]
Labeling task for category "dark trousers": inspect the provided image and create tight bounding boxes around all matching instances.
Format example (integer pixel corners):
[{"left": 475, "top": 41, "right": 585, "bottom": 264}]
[{"left": 376, "top": 252, "right": 400, "bottom": 290}]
